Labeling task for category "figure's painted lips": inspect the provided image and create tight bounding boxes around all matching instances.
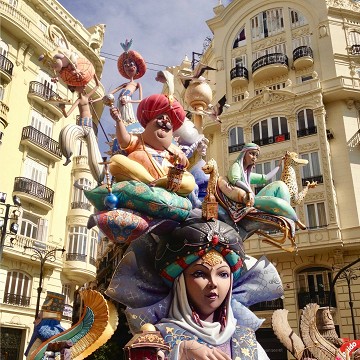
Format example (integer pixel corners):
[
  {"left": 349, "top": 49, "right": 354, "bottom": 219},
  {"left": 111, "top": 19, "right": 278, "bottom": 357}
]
[{"left": 206, "top": 292, "right": 218, "bottom": 300}]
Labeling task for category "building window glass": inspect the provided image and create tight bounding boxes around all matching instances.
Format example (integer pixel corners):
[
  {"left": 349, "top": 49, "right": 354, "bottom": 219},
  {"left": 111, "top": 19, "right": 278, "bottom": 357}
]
[
  {"left": 8, "top": 0, "right": 18, "bottom": 8},
  {"left": 252, "top": 43, "right": 286, "bottom": 61},
  {"left": 300, "top": 152, "right": 322, "bottom": 184},
  {"left": 72, "top": 178, "right": 92, "bottom": 210},
  {"left": 297, "top": 267, "right": 334, "bottom": 308},
  {"left": 349, "top": 31, "right": 360, "bottom": 46},
  {"left": 3, "top": 270, "right": 31, "bottom": 306},
  {"left": 306, "top": 202, "right": 327, "bottom": 229},
  {"left": 252, "top": 117, "right": 289, "bottom": 145},
  {"left": 251, "top": 8, "right": 284, "bottom": 41},
  {"left": 229, "top": 126, "right": 244, "bottom": 153},
  {"left": 233, "top": 27, "right": 246, "bottom": 48},
  {"left": 31, "top": 110, "right": 53, "bottom": 137},
  {"left": 24, "top": 157, "right": 48, "bottom": 185},
  {"left": 62, "top": 284, "right": 71, "bottom": 304},
  {"left": 297, "top": 109, "right": 316, "bottom": 137},
  {"left": 89, "top": 230, "right": 98, "bottom": 265},
  {"left": 68, "top": 226, "right": 87, "bottom": 255},
  {"left": 289, "top": 8, "right": 307, "bottom": 28}
]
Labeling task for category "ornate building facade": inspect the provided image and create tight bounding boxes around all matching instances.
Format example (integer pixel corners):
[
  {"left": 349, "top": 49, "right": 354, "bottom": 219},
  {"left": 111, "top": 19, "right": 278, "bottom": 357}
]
[
  {"left": 172, "top": 0, "right": 360, "bottom": 358},
  {"left": 0, "top": 1, "right": 105, "bottom": 358}
]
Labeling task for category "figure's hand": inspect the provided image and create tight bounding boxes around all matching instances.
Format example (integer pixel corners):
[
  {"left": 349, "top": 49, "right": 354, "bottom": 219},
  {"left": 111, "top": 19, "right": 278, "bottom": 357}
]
[
  {"left": 58, "top": 103, "right": 66, "bottom": 110},
  {"left": 173, "top": 150, "right": 188, "bottom": 168},
  {"left": 246, "top": 192, "right": 255, "bottom": 207},
  {"left": 180, "top": 340, "right": 231, "bottom": 360},
  {"left": 110, "top": 107, "right": 121, "bottom": 122},
  {"left": 277, "top": 156, "right": 285, "bottom": 167}
]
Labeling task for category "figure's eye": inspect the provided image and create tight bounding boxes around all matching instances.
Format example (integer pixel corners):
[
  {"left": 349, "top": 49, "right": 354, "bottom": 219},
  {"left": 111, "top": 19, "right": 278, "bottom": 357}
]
[
  {"left": 192, "top": 271, "right": 205, "bottom": 278},
  {"left": 219, "top": 271, "right": 230, "bottom": 278}
]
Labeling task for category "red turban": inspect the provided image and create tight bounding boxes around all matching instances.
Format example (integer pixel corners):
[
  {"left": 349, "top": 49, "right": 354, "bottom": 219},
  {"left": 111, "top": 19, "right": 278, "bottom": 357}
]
[{"left": 137, "top": 94, "right": 186, "bottom": 131}]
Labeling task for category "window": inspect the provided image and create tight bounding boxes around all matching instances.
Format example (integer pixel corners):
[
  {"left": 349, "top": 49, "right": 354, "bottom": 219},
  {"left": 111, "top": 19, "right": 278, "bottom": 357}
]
[
  {"left": 233, "top": 27, "right": 246, "bottom": 48},
  {"left": 228, "top": 127, "right": 244, "bottom": 153},
  {"left": 254, "top": 160, "right": 282, "bottom": 193},
  {"left": 252, "top": 117, "right": 289, "bottom": 145},
  {"left": 292, "top": 35, "right": 311, "bottom": 50},
  {"left": 289, "top": 9, "right": 307, "bottom": 28},
  {"left": 8, "top": 0, "right": 18, "bottom": 8},
  {"left": 297, "top": 267, "right": 334, "bottom": 308},
  {"left": 306, "top": 202, "right": 327, "bottom": 229},
  {"left": 253, "top": 43, "right": 286, "bottom": 61},
  {"left": 19, "top": 211, "right": 48, "bottom": 242},
  {"left": 349, "top": 31, "right": 360, "bottom": 46},
  {"left": 233, "top": 55, "right": 247, "bottom": 68},
  {"left": 0, "top": 40, "right": 9, "bottom": 57},
  {"left": 72, "top": 178, "right": 92, "bottom": 210},
  {"left": 68, "top": 226, "right": 87, "bottom": 256},
  {"left": 297, "top": 109, "right": 316, "bottom": 137},
  {"left": 301, "top": 152, "right": 322, "bottom": 181},
  {"left": 232, "top": 93, "right": 246, "bottom": 102},
  {"left": 31, "top": 110, "right": 53, "bottom": 137},
  {"left": 62, "top": 284, "right": 71, "bottom": 304},
  {"left": 251, "top": 8, "right": 284, "bottom": 41},
  {"left": 24, "top": 157, "right": 48, "bottom": 184},
  {"left": 296, "top": 74, "right": 314, "bottom": 83},
  {"left": 89, "top": 230, "right": 98, "bottom": 265},
  {"left": 37, "top": 69, "right": 57, "bottom": 95},
  {"left": 3, "top": 270, "right": 31, "bottom": 306}
]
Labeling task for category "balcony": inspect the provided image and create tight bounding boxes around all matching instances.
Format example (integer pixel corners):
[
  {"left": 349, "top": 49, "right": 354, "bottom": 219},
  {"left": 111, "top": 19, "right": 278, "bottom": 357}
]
[
  {"left": 13, "top": 177, "right": 54, "bottom": 211},
  {"left": 71, "top": 201, "right": 92, "bottom": 211},
  {"left": 252, "top": 53, "right": 289, "bottom": 83},
  {"left": 27, "top": 81, "right": 64, "bottom": 117},
  {"left": 293, "top": 46, "right": 314, "bottom": 70},
  {"left": 0, "top": 100, "right": 10, "bottom": 129},
  {"left": 297, "top": 290, "right": 336, "bottom": 309},
  {"left": 64, "top": 252, "right": 96, "bottom": 284},
  {"left": 349, "top": 128, "right": 360, "bottom": 148},
  {"left": 253, "top": 132, "right": 290, "bottom": 146},
  {"left": 0, "top": 54, "right": 14, "bottom": 83},
  {"left": 351, "top": 44, "right": 360, "bottom": 55},
  {"left": 302, "top": 175, "right": 323, "bottom": 186},
  {"left": 3, "top": 293, "right": 30, "bottom": 307},
  {"left": 250, "top": 298, "right": 283, "bottom": 311},
  {"left": 228, "top": 143, "right": 245, "bottom": 153},
  {"left": 230, "top": 65, "right": 249, "bottom": 88},
  {"left": 20, "top": 126, "right": 62, "bottom": 161},
  {"left": 297, "top": 126, "right": 317, "bottom": 138}
]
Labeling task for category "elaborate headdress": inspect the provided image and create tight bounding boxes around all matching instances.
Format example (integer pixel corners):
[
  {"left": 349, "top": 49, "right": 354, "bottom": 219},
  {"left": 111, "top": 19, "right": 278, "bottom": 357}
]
[
  {"left": 137, "top": 94, "right": 186, "bottom": 131},
  {"left": 155, "top": 218, "right": 246, "bottom": 287},
  {"left": 117, "top": 39, "right": 146, "bottom": 80}
]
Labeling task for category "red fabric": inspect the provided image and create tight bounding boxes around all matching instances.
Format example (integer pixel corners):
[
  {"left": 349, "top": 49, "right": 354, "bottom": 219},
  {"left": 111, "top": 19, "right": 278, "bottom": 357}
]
[{"left": 137, "top": 94, "right": 186, "bottom": 131}]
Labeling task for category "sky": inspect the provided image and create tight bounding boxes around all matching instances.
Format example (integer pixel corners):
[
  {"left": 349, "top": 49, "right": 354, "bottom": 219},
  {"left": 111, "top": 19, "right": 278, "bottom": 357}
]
[{"left": 57, "top": 0, "right": 230, "bottom": 155}]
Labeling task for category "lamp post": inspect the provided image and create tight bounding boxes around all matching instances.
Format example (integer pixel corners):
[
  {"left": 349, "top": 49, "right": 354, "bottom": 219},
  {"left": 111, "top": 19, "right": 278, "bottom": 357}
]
[
  {"left": 24, "top": 245, "right": 66, "bottom": 319},
  {"left": 0, "top": 192, "right": 22, "bottom": 260},
  {"left": 329, "top": 258, "right": 360, "bottom": 339}
]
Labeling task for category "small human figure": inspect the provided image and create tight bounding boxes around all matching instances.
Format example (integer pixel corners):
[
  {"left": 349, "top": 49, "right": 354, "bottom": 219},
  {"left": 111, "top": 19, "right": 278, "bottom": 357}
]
[
  {"left": 58, "top": 74, "right": 104, "bottom": 184},
  {"left": 109, "top": 93, "right": 195, "bottom": 196},
  {"left": 226, "top": 143, "right": 306, "bottom": 229},
  {"left": 106, "top": 39, "right": 146, "bottom": 125}
]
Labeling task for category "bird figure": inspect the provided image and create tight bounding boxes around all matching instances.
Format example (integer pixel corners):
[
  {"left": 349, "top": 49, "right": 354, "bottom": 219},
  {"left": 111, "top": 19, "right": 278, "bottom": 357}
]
[
  {"left": 189, "top": 95, "right": 229, "bottom": 123},
  {"left": 178, "top": 62, "right": 216, "bottom": 89}
]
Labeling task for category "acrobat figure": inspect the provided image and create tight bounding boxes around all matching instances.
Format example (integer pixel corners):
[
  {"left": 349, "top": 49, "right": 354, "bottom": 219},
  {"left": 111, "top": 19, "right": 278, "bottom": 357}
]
[
  {"left": 106, "top": 39, "right": 146, "bottom": 125},
  {"left": 58, "top": 74, "right": 104, "bottom": 184}
]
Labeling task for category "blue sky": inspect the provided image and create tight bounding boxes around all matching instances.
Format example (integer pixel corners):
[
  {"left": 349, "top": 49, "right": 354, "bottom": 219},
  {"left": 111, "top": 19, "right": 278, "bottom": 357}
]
[{"left": 57, "top": 0, "right": 228, "bottom": 155}]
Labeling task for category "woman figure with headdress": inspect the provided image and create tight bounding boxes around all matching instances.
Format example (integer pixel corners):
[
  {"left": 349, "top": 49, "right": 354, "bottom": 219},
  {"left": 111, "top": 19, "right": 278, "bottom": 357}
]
[
  {"left": 226, "top": 143, "right": 306, "bottom": 229},
  {"left": 107, "top": 39, "right": 146, "bottom": 125},
  {"left": 107, "top": 218, "right": 283, "bottom": 359}
]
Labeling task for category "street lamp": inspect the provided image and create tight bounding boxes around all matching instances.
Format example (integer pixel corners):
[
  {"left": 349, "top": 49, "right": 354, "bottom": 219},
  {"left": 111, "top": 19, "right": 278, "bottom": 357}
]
[
  {"left": 329, "top": 258, "right": 360, "bottom": 340},
  {"left": 24, "top": 245, "right": 66, "bottom": 319},
  {"left": 0, "top": 192, "right": 22, "bottom": 260}
]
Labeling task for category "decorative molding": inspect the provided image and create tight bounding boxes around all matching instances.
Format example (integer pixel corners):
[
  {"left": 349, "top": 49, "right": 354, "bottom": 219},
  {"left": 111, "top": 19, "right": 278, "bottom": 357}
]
[{"left": 326, "top": 0, "right": 360, "bottom": 12}]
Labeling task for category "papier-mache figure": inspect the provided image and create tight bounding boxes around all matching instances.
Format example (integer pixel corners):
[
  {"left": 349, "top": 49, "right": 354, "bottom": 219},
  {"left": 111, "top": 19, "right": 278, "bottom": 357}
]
[
  {"left": 106, "top": 218, "right": 283, "bottom": 360},
  {"left": 108, "top": 39, "right": 146, "bottom": 125},
  {"left": 25, "top": 292, "right": 66, "bottom": 359},
  {"left": 58, "top": 74, "right": 104, "bottom": 184},
  {"left": 109, "top": 93, "right": 195, "bottom": 196}
]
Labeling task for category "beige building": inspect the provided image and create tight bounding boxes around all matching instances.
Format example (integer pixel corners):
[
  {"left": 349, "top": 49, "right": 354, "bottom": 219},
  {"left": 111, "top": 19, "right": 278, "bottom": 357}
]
[
  {"left": 170, "top": 0, "right": 360, "bottom": 358},
  {"left": 0, "top": 1, "right": 105, "bottom": 358}
]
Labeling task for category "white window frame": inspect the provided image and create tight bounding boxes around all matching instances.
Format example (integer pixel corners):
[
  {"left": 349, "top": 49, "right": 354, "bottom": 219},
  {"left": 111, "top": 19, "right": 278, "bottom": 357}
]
[
  {"left": 252, "top": 116, "right": 288, "bottom": 142},
  {"left": 300, "top": 152, "right": 321, "bottom": 179},
  {"left": 306, "top": 202, "right": 327, "bottom": 229},
  {"left": 0, "top": 40, "right": 9, "bottom": 57},
  {"left": 233, "top": 26, "right": 246, "bottom": 48},
  {"left": 251, "top": 8, "right": 284, "bottom": 41},
  {"left": 89, "top": 230, "right": 98, "bottom": 263},
  {"left": 289, "top": 8, "right": 308, "bottom": 29},
  {"left": 4, "top": 270, "right": 31, "bottom": 301},
  {"left": 68, "top": 226, "right": 88, "bottom": 255},
  {"left": 31, "top": 110, "right": 53, "bottom": 137},
  {"left": 24, "top": 157, "right": 47, "bottom": 184},
  {"left": 349, "top": 31, "right": 360, "bottom": 46},
  {"left": 292, "top": 35, "right": 311, "bottom": 50},
  {"left": 297, "top": 109, "right": 316, "bottom": 131},
  {"left": 229, "top": 126, "right": 244, "bottom": 147},
  {"left": 252, "top": 43, "right": 286, "bottom": 61}
]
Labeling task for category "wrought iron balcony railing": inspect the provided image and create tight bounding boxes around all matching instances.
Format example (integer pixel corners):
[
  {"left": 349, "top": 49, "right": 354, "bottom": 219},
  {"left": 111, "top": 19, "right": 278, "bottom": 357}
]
[
  {"left": 0, "top": 54, "right": 14, "bottom": 76},
  {"left": 297, "top": 290, "right": 336, "bottom": 309},
  {"left": 293, "top": 46, "right": 313, "bottom": 61},
  {"left": 297, "top": 126, "right": 317, "bottom": 138},
  {"left": 13, "top": 177, "right": 54, "bottom": 206},
  {"left": 252, "top": 53, "right": 289, "bottom": 73},
  {"left": 351, "top": 44, "right": 360, "bottom": 55},
  {"left": 71, "top": 201, "right": 92, "bottom": 211},
  {"left": 253, "top": 132, "right": 290, "bottom": 146},
  {"left": 21, "top": 126, "right": 62, "bottom": 158},
  {"left": 66, "top": 253, "right": 87, "bottom": 262},
  {"left": 250, "top": 298, "right": 283, "bottom": 311},
  {"left": 228, "top": 143, "right": 245, "bottom": 153},
  {"left": 302, "top": 175, "right": 323, "bottom": 186},
  {"left": 3, "top": 293, "right": 30, "bottom": 306},
  {"left": 230, "top": 65, "right": 249, "bottom": 81},
  {"left": 28, "top": 81, "right": 62, "bottom": 103}
]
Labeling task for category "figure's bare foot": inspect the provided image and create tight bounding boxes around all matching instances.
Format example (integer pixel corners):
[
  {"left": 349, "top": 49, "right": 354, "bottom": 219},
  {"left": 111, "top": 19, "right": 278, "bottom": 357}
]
[{"left": 296, "top": 219, "right": 307, "bottom": 230}]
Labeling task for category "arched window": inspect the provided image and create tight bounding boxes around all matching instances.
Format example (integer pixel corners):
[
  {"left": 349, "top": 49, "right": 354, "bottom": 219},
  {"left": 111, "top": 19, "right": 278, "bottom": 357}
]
[
  {"left": 297, "top": 267, "right": 335, "bottom": 309},
  {"left": 233, "top": 26, "right": 246, "bottom": 48},
  {"left": 289, "top": 8, "right": 307, "bottom": 29},
  {"left": 251, "top": 8, "right": 284, "bottom": 41},
  {"left": 252, "top": 116, "right": 289, "bottom": 145},
  {"left": 3, "top": 270, "right": 32, "bottom": 306},
  {"left": 228, "top": 126, "right": 244, "bottom": 153},
  {"left": 297, "top": 109, "right": 316, "bottom": 137}
]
